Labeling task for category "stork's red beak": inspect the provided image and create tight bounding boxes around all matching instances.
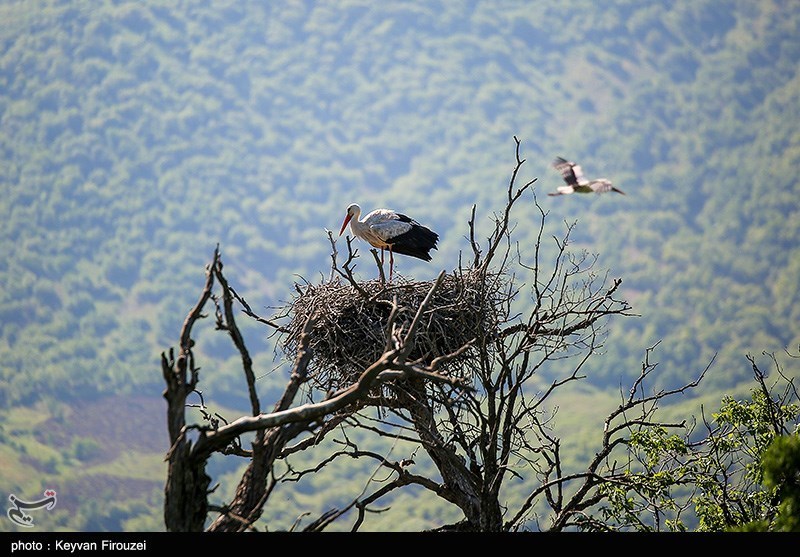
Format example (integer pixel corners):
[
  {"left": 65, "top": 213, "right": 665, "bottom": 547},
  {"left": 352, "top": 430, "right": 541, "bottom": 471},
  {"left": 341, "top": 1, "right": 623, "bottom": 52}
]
[{"left": 339, "top": 213, "right": 352, "bottom": 236}]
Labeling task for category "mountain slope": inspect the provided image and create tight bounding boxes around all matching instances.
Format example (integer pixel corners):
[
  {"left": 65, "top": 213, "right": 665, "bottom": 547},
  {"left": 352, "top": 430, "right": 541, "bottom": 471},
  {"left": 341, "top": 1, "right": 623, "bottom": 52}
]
[{"left": 1, "top": 0, "right": 799, "bottom": 531}]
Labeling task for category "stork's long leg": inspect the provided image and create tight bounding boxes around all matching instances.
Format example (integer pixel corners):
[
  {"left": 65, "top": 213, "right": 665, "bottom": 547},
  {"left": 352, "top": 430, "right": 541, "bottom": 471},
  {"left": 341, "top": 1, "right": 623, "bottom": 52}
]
[{"left": 389, "top": 246, "right": 394, "bottom": 282}]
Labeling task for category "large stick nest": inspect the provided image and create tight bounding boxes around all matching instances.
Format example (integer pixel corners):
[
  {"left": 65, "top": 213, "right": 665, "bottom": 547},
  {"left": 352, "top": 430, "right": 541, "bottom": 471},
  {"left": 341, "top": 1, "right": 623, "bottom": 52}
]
[{"left": 281, "top": 268, "right": 503, "bottom": 394}]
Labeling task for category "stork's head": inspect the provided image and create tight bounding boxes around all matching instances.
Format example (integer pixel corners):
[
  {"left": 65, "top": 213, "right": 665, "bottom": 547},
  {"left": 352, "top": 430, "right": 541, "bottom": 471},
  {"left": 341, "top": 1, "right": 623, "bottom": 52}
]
[{"left": 339, "top": 203, "right": 361, "bottom": 235}]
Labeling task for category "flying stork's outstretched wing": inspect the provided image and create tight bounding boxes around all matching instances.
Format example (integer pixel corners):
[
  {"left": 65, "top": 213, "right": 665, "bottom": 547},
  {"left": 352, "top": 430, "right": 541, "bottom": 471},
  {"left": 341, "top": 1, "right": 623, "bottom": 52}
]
[
  {"left": 587, "top": 179, "right": 615, "bottom": 193},
  {"left": 590, "top": 179, "right": 625, "bottom": 195},
  {"left": 552, "top": 156, "right": 586, "bottom": 187}
]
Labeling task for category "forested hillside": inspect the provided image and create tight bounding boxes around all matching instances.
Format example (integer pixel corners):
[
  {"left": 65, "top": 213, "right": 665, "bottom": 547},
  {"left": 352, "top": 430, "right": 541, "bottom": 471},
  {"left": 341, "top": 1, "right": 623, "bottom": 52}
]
[{"left": 1, "top": 0, "right": 799, "bottom": 531}]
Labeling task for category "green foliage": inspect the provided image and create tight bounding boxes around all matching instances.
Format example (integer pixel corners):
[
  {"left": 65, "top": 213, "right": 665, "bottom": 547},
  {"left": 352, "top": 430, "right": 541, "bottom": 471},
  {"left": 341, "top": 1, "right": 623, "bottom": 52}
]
[
  {"left": 760, "top": 435, "right": 800, "bottom": 532},
  {"left": 630, "top": 427, "right": 689, "bottom": 468},
  {"left": 594, "top": 427, "right": 694, "bottom": 531},
  {"left": 692, "top": 386, "right": 799, "bottom": 531},
  {"left": 1, "top": 0, "right": 799, "bottom": 532},
  {"left": 591, "top": 355, "right": 800, "bottom": 532},
  {"left": 731, "top": 434, "right": 800, "bottom": 532},
  {"left": 71, "top": 437, "right": 103, "bottom": 462},
  {"left": 713, "top": 391, "right": 799, "bottom": 455}
]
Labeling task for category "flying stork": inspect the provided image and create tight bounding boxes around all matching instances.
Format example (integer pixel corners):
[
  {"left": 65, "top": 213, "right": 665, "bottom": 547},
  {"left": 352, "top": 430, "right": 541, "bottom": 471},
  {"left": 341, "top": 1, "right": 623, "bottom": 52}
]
[
  {"left": 338, "top": 203, "right": 439, "bottom": 281},
  {"left": 549, "top": 156, "right": 624, "bottom": 196}
]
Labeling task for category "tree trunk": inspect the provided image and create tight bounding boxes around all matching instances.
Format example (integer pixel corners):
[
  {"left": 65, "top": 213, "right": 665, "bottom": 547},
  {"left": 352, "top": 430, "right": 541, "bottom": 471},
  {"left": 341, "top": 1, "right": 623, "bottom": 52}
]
[
  {"left": 163, "top": 440, "right": 211, "bottom": 532},
  {"left": 395, "top": 378, "right": 493, "bottom": 529},
  {"left": 162, "top": 351, "right": 211, "bottom": 532}
]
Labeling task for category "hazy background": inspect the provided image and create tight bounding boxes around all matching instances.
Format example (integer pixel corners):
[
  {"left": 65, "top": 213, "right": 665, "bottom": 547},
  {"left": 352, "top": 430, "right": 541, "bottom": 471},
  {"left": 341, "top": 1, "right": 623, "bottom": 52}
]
[{"left": 1, "top": 0, "right": 798, "bottom": 531}]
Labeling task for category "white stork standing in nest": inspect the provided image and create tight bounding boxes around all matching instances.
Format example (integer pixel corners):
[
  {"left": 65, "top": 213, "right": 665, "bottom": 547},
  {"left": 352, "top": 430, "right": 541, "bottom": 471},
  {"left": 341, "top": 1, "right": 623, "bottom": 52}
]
[
  {"left": 338, "top": 203, "right": 439, "bottom": 281},
  {"left": 549, "top": 156, "right": 624, "bottom": 196}
]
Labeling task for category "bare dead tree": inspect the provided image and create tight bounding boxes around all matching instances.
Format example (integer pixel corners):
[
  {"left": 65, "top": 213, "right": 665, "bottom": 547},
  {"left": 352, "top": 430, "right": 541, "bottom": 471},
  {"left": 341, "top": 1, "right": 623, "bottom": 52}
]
[
  {"left": 161, "top": 245, "right": 467, "bottom": 531},
  {"left": 279, "top": 137, "right": 729, "bottom": 532},
  {"left": 159, "top": 137, "right": 685, "bottom": 532}
]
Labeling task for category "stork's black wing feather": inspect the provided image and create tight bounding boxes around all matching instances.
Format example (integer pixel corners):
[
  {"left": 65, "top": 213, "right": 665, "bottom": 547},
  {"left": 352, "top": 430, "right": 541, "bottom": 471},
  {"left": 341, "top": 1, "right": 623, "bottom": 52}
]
[
  {"left": 388, "top": 223, "right": 439, "bottom": 261},
  {"left": 552, "top": 156, "right": 580, "bottom": 187}
]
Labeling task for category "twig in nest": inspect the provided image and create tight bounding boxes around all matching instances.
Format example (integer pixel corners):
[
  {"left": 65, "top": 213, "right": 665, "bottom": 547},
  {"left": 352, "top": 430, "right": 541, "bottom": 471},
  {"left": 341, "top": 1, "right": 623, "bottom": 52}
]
[{"left": 281, "top": 268, "right": 506, "bottom": 399}]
